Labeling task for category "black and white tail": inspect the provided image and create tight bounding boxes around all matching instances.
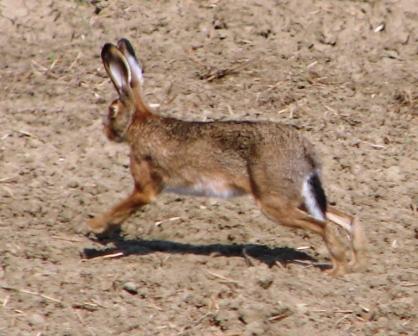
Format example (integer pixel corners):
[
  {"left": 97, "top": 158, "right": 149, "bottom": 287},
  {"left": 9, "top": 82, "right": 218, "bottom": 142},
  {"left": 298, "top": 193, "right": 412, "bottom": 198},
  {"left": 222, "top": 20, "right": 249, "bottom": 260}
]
[{"left": 302, "top": 171, "right": 327, "bottom": 221}]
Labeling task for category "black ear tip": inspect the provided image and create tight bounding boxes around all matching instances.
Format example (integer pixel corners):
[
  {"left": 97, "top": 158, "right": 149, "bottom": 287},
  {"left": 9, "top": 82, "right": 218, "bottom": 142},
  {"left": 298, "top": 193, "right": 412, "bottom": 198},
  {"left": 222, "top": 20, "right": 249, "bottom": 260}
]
[
  {"left": 102, "top": 43, "right": 114, "bottom": 52},
  {"left": 101, "top": 43, "right": 115, "bottom": 59},
  {"left": 117, "top": 38, "right": 129, "bottom": 45},
  {"left": 117, "top": 38, "right": 137, "bottom": 57}
]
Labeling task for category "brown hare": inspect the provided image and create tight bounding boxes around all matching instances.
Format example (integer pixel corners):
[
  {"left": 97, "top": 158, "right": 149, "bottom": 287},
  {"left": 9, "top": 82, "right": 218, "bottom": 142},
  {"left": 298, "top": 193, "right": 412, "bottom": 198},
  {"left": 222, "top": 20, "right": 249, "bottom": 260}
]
[{"left": 88, "top": 38, "right": 366, "bottom": 275}]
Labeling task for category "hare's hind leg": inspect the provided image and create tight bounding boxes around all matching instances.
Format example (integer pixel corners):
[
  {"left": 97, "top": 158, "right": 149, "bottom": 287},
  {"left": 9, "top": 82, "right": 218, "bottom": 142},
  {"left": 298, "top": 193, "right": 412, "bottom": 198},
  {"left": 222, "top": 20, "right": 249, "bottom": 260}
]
[
  {"left": 88, "top": 160, "right": 161, "bottom": 234},
  {"left": 257, "top": 197, "right": 348, "bottom": 275},
  {"left": 326, "top": 206, "right": 367, "bottom": 272}
]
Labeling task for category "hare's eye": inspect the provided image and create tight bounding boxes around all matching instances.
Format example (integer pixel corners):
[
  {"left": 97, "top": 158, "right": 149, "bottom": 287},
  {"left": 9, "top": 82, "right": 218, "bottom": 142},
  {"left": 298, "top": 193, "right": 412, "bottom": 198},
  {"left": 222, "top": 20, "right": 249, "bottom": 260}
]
[{"left": 109, "top": 105, "right": 118, "bottom": 119}]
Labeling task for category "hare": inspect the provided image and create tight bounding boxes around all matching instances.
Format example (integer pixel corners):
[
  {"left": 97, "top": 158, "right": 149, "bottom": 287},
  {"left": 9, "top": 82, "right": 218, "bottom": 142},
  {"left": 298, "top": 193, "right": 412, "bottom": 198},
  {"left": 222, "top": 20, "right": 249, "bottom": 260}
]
[{"left": 88, "top": 38, "right": 366, "bottom": 275}]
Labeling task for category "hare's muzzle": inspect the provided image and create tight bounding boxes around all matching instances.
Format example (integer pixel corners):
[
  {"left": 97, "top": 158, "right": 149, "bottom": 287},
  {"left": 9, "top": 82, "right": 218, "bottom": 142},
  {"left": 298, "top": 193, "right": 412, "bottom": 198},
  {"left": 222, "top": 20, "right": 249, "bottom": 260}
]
[
  {"left": 102, "top": 113, "right": 109, "bottom": 127},
  {"left": 102, "top": 113, "right": 119, "bottom": 141}
]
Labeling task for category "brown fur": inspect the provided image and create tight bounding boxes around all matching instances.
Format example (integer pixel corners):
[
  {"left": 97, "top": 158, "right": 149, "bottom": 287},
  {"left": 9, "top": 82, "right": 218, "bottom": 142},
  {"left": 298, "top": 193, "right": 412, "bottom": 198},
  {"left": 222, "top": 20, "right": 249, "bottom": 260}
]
[{"left": 88, "top": 39, "right": 367, "bottom": 275}]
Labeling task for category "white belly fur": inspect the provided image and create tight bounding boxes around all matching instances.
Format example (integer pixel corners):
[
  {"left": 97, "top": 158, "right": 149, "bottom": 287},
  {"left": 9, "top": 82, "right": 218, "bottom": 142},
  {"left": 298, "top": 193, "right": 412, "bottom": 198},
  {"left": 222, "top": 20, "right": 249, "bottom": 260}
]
[{"left": 165, "top": 178, "right": 244, "bottom": 199}]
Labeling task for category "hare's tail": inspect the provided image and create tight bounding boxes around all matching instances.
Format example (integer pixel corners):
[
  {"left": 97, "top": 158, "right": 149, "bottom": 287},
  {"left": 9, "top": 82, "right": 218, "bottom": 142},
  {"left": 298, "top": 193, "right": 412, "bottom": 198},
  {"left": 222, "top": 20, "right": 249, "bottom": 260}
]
[{"left": 302, "top": 170, "right": 327, "bottom": 221}]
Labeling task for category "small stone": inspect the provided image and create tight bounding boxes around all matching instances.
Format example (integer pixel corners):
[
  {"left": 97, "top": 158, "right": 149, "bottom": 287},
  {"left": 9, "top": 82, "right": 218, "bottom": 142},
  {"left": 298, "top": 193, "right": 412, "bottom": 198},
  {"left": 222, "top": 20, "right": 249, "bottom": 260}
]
[
  {"left": 28, "top": 313, "right": 45, "bottom": 326},
  {"left": 123, "top": 282, "right": 138, "bottom": 295},
  {"left": 239, "top": 303, "right": 268, "bottom": 324},
  {"left": 213, "top": 18, "right": 227, "bottom": 30},
  {"left": 296, "top": 303, "right": 308, "bottom": 314},
  {"left": 386, "top": 166, "right": 403, "bottom": 182},
  {"left": 384, "top": 49, "right": 400, "bottom": 60},
  {"left": 67, "top": 181, "right": 79, "bottom": 188},
  {"left": 257, "top": 273, "right": 274, "bottom": 289},
  {"left": 213, "top": 310, "right": 240, "bottom": 330},
  {"left": 244, "top": 321, "right": 266, "bottom": 336}
]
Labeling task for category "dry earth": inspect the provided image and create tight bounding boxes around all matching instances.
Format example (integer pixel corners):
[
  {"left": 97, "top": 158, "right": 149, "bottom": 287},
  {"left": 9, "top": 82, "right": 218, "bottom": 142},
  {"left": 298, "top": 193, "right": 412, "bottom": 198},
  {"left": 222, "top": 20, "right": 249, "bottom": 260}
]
[{"left": 0, "top": 0, "right": 417, "bottom": 335}]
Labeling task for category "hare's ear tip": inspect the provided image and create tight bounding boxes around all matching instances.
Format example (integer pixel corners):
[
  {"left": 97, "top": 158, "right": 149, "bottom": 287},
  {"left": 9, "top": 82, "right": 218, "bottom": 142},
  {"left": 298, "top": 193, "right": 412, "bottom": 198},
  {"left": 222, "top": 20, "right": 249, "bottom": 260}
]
[
  {"left": 102, "top": 43, "right": 113, "bottom": 52},
  {"left": 117, "top": 38, "right": 128, "bottom": 50},
  {"left": 117, "top": 37, "right": 130, "bottom": 44},
  {"left": 117, "top": 38, "right": 136, "bottom": 55},
  {"left": 101, "top": 43, "right": 115, "bottom": 59}
]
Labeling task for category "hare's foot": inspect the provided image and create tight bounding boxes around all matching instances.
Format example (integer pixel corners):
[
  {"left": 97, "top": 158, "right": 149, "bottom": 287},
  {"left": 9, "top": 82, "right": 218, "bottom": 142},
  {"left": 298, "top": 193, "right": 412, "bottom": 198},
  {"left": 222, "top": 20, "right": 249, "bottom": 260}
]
[
  {"left": 324, "top": 260, "right": 348, "bottom": 276},
  {"left": 347, "top": 217, "right": 368, "bottom": 273},
  {"left": 87, "top": 182, "right": 157, "bottom": 235},
  {"left": 348, "top": 250, "right": 367, "bottom": 273},
  {"left": 87, "top": 215, "right": 111, "bottom": 234}
]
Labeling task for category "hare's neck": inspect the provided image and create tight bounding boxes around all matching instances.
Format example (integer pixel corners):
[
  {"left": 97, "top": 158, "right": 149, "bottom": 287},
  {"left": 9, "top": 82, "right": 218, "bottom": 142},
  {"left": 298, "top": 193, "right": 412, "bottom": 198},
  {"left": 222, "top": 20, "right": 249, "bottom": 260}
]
[
  {"left": 125, "top": 122, "right": 139, "bottom": 144},
  {"left": 125, "top": 117, "right": 153, "bottom": 144}
]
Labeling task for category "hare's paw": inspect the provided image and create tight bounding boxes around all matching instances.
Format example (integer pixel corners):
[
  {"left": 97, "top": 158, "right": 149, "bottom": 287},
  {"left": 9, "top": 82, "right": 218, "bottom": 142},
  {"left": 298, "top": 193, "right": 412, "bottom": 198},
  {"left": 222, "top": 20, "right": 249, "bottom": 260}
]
[
  {"left": 324, "top": 262, "right": 348, "bottom": 277},
  {"left": 87, "top": 216, "right": 109, "bottom": 234},
  {"left": 348, "top": 254, "right": 368, "bottom": 273}
]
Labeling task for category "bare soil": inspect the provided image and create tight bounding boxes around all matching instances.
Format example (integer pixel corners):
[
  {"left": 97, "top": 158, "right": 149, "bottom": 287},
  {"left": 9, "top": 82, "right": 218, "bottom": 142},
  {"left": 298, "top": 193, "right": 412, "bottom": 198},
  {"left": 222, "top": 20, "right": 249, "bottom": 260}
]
[{"left": 1, "top": 0, "right": 417, "bottom": 335}]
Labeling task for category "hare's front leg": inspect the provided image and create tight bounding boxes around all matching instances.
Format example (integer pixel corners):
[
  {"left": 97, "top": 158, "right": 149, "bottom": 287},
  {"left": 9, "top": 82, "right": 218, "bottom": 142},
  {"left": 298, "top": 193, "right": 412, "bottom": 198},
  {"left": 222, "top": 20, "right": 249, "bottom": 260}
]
[
  {"left": 88, "top": 159, "right": 161, "bottom": 234},
  {"left": 87, "top": 188, "right": 153, "bottom": 233}
]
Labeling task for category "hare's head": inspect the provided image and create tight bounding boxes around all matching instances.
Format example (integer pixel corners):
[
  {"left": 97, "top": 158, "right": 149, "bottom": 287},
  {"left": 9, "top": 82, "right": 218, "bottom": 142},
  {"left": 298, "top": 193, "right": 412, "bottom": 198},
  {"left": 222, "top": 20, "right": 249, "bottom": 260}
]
[{"left": 101, "top": 39, "right": 149, "bottom": 142}]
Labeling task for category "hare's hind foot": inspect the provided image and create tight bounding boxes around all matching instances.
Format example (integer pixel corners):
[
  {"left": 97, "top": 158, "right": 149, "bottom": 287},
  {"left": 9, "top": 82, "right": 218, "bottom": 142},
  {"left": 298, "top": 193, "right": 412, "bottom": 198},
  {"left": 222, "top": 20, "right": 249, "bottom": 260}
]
[
  {"left": 348, "top": 257, "right": 367, "bottom": 273},
  {"left": 324, "top": 261, "right": 348, "bottom": 276},
  {"left": 347, "top": 216, "right": 368, "bottom": 272},
  {"left": 326, "top": 208, "right": 368, "bottom": 273},
  {"left": 257, "top": 197, "right": 348, "bottom": 276}
]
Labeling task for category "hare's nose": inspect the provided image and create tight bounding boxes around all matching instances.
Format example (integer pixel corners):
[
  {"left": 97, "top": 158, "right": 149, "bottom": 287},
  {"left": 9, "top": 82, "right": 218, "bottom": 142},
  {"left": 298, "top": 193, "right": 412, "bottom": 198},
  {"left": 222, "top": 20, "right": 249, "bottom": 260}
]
[{"left": 102, "top": 114, "right": 109, "bottom": 126}]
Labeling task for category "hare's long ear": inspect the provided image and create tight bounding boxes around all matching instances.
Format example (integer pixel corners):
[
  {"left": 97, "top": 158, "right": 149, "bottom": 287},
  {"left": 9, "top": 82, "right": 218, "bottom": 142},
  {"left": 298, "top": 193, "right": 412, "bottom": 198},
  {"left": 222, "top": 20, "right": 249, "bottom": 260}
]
[
  {"left": 117, "top": 38, "right": 152, "bottom": 117},
  {"left": 117, "top": 38, "right": 144, "bottom": 88},
  {"left": 101, "top": 43, "right": 132, "bottom": 97}
]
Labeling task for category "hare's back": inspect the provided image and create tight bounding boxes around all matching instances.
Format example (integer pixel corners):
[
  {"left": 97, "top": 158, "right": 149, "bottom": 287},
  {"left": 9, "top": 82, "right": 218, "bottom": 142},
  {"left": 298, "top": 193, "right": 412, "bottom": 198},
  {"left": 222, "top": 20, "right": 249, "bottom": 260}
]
[
  {"left": 135, "top": 118, "right": 318, "bottom": 171},
  {"left": 210, "top": 121, "right": 318, "bottom": 167}
]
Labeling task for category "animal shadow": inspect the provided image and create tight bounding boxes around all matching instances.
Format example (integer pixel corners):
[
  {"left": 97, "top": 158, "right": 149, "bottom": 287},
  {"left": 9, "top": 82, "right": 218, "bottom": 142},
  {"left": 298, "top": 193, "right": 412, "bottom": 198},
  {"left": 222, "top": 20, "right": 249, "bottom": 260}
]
[{"left": 82, "top": 231, "right": 327, "bottom": 270}]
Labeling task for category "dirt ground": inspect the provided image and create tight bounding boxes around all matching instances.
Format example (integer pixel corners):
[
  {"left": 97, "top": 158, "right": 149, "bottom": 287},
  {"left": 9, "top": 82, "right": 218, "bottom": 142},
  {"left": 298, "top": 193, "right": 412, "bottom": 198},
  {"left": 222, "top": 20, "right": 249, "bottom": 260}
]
[{"left": 1, "top": 0, "right": 417, "bottom": 335}]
